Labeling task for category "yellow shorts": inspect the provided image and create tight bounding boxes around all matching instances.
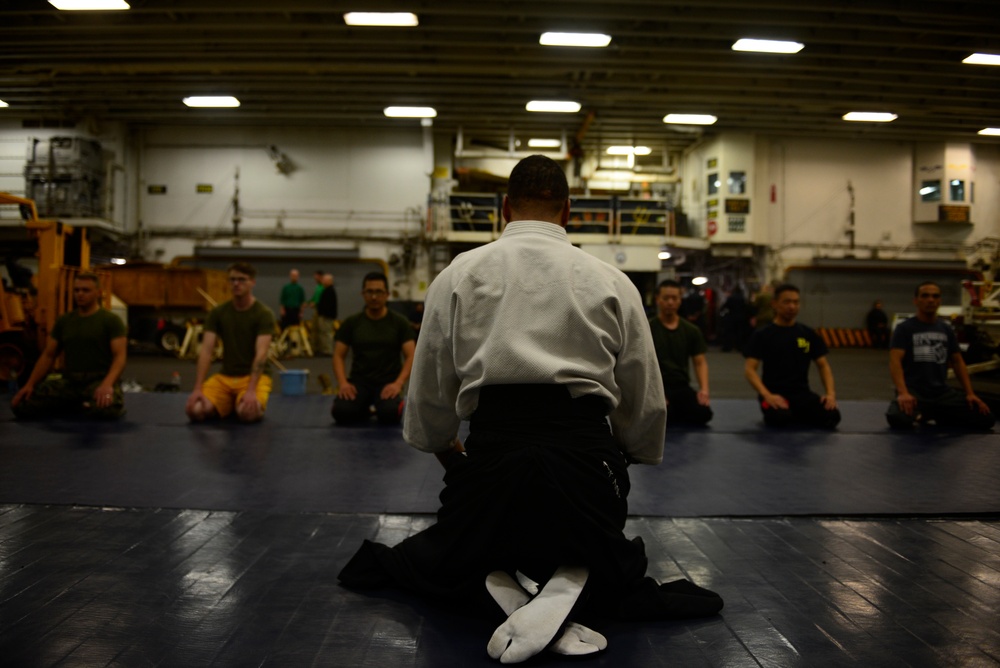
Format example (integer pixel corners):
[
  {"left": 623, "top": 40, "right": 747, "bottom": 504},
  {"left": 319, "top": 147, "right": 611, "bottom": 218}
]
[{"left": 202, "top": 374, "right": 272, "bottom": 418}]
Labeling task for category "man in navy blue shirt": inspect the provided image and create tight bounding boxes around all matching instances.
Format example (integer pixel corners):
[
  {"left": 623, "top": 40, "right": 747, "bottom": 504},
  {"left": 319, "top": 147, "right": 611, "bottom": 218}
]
[{"left": 886, "top": 281, "right": 993, "bottom": 430}]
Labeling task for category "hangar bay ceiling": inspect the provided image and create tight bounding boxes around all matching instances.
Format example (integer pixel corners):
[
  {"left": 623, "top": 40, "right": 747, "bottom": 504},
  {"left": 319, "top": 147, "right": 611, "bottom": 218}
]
[{"left": 2, "top": 0, "right": 1000, "bottom": 165}]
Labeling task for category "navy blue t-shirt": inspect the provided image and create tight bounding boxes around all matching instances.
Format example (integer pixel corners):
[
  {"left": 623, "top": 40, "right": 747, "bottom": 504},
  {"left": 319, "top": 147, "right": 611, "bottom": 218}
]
[{"left": 890, "top": 317, "right": 958, "bottom": 398}]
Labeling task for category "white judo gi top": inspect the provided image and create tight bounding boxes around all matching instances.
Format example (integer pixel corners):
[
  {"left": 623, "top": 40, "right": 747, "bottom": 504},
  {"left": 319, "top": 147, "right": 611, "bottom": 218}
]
[{"left": 403, "top": 220, "right": 667, "bottom": 465}]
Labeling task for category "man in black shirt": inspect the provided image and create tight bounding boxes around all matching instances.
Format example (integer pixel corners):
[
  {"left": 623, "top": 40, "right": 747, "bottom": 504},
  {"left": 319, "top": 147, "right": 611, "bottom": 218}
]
[
  {"left": 743, "top": 283, "right": 840, "bottom": 429},
  {"left": 331, "top": 272, "right": 415, "bottom": 424},
  {"left": 314, "top": 273, "right": 338, "bottom": 355}
]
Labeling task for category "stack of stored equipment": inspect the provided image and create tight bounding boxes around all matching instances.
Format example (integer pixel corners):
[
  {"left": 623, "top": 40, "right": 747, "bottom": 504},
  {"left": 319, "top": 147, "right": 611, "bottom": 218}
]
[{"left": 24, "top": 136, "right": 104, "bottom": 217}]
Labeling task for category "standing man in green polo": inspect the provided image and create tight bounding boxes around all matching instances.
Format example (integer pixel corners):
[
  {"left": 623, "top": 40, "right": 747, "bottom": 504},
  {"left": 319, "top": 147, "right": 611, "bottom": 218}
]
[{"left": 278, "top": 268, "right": 306, "bottom": 330}]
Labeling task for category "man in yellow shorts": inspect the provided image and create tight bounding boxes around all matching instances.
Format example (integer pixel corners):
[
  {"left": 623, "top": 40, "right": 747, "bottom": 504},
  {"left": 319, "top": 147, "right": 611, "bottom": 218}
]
[{"left": 185, "top": 262, "right": 276, "bottom": 422}]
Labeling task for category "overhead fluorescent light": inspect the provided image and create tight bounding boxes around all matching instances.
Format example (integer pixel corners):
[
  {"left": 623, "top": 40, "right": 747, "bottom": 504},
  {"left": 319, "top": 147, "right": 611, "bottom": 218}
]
[
  {"left": 0, "top": 100, "right": 8, "bottom": 108},
  {"left": 963, "top": 53, "right": 1000, "bottom": 66},
  {"left": 842, "top": 111, "right": 897, "bottom": 122},
  {"left": 732, "top": 38, "right": 803, "bottom": 54},
  {"left": 691, "top": 276, "right": 709, "bottom": 286},
  {"left": 526, "top": 100, "right": 581, "bottom": 113},
  {"left": 540, "top": 32, "right": 611, "bottom": 48},
  {"left": 979, "top": 128, "right": 1000, "bottom": 136},
  {"left": 49, "top": 0, "right": 130, "bottom": 9},
  {"left": 663, "top": 113, "right": 717, "bottom": 125},
  {"left": 607, "top": 145, "right": 652, "bottom": 156},
  {"left": 344, "top": 12, "right": 418, "bottom": 27},
  {"left": 183, "top": 96, "right": 240, "bottom": 108},
  {"left": 384, "top": 106, "right": 437, "bottom": 118},
  {"left": 658, "top": 250, "right": 672, "bottom": 260},
  {"left": 528, "top": 138, "right": 562, "bottom": 148}
]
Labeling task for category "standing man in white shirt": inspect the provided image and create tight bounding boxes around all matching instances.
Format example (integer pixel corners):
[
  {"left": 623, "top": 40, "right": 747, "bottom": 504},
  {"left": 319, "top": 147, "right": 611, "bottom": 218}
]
[{"left": 338, "top": 155, "right": 723, "bottom": 664}]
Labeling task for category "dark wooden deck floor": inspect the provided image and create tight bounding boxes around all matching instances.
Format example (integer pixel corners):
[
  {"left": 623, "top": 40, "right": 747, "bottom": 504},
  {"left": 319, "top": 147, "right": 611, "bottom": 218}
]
[{"left": 1, "top": 394, "right": 998, "bottom": 666}]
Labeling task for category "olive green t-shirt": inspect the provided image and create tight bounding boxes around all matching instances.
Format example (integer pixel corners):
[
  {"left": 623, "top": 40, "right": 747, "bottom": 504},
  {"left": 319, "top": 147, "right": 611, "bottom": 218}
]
[
  {"left": 51, "top": 308, "right": 127, "bottom": 374},
  {"left": 204, "top": 300, "right": 276, "bottom": 377},
  {"left": 335, "top": 310, "right": 415, "bottom": 385}
]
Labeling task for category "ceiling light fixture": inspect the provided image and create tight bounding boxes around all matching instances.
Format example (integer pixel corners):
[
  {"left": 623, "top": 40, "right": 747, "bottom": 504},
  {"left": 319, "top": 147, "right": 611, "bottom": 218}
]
[
  {"left": 658, "top": 250, "right": 672, "bottom": 260},
  {"left": 344, "top": 12, "right": 418, "bottom": 27},
  {"left": 49, "top": 0, "right": 130, "bottom": 9},
  {"left": 0, "top": 100, "right": 8, "bottom": 108},
  {"left": 384, "top": 106, "right": 437, "bottom": 118},
  {"left": 539, "top": 32, "right": 611, "bottom": 48},
  {"left": 663, "top": 113, "right": 717, "bottom": 125},
  {"left": 978, "top": 128, "right": 1000, "bottom": 136},
  {"left": 842, "top": 112, "right": 897, "bottom": 122},
  {"left": 963, "top": 53, "right": 1000, "bottom": 66},
  {"left": 526, "top": 100, "right": 581, "bottom": 113},
  {"left": 691, "top": 276, "right": 709, "bottom": 286},
  {"left": 183, "top": 96, "right": 240, "bottom": 108},
  {"left": 732, "top": 38, "right": 803, "bottom": 54},
  {"left": 528, "top": 138, "right": 562, "bottom": 148},
  {"left": 606, "top": 145, "right": 652, "bottom": 156}
]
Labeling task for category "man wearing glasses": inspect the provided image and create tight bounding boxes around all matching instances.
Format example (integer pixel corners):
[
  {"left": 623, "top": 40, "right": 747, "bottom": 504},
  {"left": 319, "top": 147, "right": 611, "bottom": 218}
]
[
  {"left": 886, "top": 280, "right": 994, "bottom": 430},
  {"left": 185, "top": 262, "right": 276, "bottom": 423},
  {"left": 331, "top": 272, "right": 415, "bottom": 425}
]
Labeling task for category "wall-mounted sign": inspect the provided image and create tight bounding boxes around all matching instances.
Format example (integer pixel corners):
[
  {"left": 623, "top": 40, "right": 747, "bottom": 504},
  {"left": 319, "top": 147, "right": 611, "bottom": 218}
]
[
  {"left": 707, "top": 220, "right": 718, "bottom": 236},
  {"left": 938, "top": 205, "right": 970, "bottom": 223},
  {"left": 147, "top": 185, "right": 167, "bottom": 195},
  {"left": 707, "top": 158, "right": 718, "bottom": 168},
  {"left": 707, "top": 198, "right": 718, "bottom": 208},
  {"left": 196, "top": 184, "right": 213, "bottom": 193},
  {"left": 725, "top": 198, "right": 750, "bottom": 214},
  {"left": 727, "top": 216, "right": 746, "bottom": 233}
]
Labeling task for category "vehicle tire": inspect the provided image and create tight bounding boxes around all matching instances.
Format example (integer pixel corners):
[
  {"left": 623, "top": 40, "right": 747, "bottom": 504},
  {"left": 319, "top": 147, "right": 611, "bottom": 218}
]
[{"left": 159, "top": 328, "right": 182, "bottom": 353}]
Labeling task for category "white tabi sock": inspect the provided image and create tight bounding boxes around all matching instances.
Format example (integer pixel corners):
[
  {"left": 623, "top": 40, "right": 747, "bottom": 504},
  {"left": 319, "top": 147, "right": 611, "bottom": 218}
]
[
  {"left": 485, "top": 571, "right": 605, "bottom": 658},
  {"left": 486, "top": 566, "right": 595, "bottom": 664}
]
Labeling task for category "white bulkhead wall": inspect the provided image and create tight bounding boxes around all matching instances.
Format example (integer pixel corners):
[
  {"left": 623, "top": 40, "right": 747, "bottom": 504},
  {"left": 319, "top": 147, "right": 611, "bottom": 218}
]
[{"left": 683, "top": 133, "right": 1000, "bottom": 275}]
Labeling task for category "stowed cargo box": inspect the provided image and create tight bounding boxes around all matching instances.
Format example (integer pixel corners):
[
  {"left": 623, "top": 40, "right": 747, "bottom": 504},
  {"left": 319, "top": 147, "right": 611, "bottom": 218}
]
[{"left": 104, "top": 264, "right": 228, "bottom": 309}]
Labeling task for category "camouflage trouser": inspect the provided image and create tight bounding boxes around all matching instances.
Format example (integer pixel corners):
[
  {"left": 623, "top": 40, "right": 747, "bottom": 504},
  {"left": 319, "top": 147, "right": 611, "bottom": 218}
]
[{"left": 12, "top": 373, "right": 125, "bottom": 420}]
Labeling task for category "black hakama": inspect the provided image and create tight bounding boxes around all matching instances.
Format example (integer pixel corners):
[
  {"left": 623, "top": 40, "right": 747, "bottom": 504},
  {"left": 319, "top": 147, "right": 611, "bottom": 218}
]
[{"left": 338, "top": 385, "right": 722, "bottom": 621}]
